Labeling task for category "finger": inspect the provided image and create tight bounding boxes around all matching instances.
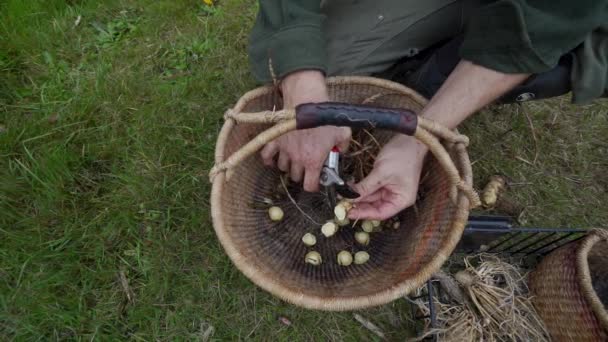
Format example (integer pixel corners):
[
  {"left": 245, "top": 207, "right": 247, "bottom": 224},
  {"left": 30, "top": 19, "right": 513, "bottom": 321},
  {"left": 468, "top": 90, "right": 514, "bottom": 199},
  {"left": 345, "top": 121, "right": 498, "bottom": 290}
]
[
  {"left": 303, "top": 165, "right": 321, "bottom": 192},
  {"left": 349, "top": 201, "right": 398, "bottom": 221},
  {"left": 348, "top": 202, "right": 381, "bottom": 220},
  {"left": 260, "top": 142, "right": 279, "bottom": 167},
  {"left": 277, "top": 152, "right": 290, "bottom": 172},
  {"left": 355, "top": 190, "right": 383, "bottom": 204},
  {"left": 337, "top": 139, "right": 350, "bottom": 153},
  {"left": 372, "top": 202, "right": 402, "bottom": 220},
  {"left": 336, "top": 128, "right": 351, "bottom": 152},
  {"left": 352, "top": 170, "right": 385, "bottom": 198},
  {"left": 290, "top": 163, "right": 304, "bottom": 183}
]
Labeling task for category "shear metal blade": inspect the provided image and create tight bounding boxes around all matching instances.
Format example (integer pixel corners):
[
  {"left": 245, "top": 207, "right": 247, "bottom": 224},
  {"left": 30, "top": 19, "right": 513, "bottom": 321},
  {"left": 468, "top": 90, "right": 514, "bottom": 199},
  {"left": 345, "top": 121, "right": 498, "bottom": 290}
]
[
  {"left": 335, "top": 184, "right": 360, "bottom": 199},
  {"left": 327, "top": 185, "right": 337, "bottom": 208}
]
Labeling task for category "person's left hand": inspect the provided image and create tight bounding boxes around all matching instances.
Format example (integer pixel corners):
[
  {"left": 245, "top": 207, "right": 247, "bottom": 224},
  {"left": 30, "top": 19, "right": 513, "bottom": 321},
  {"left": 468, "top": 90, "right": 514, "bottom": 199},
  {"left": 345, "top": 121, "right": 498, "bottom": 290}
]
[{"left": 348, "top": 135, "right": 428, "bottom": 220}]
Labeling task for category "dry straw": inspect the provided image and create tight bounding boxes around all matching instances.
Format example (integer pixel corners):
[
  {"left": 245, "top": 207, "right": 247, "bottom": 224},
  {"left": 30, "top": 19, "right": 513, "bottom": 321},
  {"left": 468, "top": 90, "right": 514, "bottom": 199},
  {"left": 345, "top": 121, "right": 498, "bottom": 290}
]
[
  {"left": 413, "top": 254, "right": 549, "bottom": 341},
  {"left": 210, "top": 76, "right": 479, "bottom": 310}
]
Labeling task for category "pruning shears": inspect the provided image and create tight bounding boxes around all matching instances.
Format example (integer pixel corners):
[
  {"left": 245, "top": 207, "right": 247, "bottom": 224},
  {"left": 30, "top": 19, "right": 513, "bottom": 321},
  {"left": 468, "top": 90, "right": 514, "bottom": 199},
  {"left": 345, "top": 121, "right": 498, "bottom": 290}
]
[
  {"left": 319, "top": 146, "right": 360, "bottom": 208},
  {"left": 296, "top": 101, "right": 418, "bottom": 208}
]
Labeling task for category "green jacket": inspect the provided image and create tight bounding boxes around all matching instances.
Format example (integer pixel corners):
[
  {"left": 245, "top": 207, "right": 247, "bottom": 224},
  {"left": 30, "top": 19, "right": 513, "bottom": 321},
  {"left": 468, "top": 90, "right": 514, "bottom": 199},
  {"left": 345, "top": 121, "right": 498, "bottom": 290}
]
[{"left": 249, "top": 0, "right": 608, "bottom": 103}]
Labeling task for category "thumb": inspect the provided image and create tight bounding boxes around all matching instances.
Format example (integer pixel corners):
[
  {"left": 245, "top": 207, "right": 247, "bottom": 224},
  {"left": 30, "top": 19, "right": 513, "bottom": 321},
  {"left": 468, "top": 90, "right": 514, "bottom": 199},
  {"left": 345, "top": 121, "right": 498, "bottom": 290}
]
[
  {"left": 335, "top": 128, "right": 351, "bottom": 152},
  {"left": 352, "top": 169, "right": 385, "bottom": 201}
]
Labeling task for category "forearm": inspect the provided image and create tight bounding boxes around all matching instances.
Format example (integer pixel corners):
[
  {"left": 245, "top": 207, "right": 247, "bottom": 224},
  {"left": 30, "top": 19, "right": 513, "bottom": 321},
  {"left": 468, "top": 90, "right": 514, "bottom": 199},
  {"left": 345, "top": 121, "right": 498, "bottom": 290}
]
[
  {"left": 281, "top": 70, "right": 327, "bottom": 105},
  {"left": 248, "top": 1, "right": 326, "bottom": 83},
  {"left": 421, "top": 60, "right": 530, "bottom": 129}
]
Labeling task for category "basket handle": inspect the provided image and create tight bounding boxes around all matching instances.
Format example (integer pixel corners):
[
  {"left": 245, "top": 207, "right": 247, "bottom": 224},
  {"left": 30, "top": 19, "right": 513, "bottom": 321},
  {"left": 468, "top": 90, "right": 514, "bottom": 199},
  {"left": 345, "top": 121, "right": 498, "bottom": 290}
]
[
  {"left": 223, "top": 102, "right": 468, "bottom": 145},
  {"left": 296, "top": 102, "right": 418, "bottom": 136},
  {"left": 212, "top": 102, "right": 480, "bottom": 208}
]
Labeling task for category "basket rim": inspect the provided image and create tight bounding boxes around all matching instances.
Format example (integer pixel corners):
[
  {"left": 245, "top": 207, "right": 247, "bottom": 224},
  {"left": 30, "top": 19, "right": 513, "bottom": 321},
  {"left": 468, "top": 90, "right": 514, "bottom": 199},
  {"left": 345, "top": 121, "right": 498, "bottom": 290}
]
[
  {"left": 577, "top": 230, "right": 608, "bottom": 329},
  {"left": 210, "top": 76, "right": 472, "bottom": 311}
]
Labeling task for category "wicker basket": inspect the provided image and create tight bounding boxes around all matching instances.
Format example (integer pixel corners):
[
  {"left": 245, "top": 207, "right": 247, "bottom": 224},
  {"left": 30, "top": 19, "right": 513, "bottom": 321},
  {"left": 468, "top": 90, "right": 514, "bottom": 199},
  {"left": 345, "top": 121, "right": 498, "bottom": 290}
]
[
  {"left": 530, "top": 229, "right": 608, "bottom": 341},
  {"left": 209, "top": 76, "right": 479, "bottom": 311}
]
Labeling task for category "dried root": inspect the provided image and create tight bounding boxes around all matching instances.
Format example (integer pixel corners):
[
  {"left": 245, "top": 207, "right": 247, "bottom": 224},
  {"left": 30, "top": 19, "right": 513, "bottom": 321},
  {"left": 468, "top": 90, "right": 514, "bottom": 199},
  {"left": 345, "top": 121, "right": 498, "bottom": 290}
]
[
  {"left": 481, "top": 175, "right": 507, "bottom": 208},
  {"left": 412, "top": 254, "right": 549, "bottom": 342},
  {"left": 342, "top": 129, "right": 386, "bottom": 182}
]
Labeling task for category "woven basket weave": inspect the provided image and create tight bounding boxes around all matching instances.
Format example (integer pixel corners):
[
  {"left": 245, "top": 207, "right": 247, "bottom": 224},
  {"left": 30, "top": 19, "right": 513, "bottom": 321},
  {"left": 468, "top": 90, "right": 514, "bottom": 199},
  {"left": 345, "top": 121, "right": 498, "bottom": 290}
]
[
  {"left": 530, "top": 229, "right": 608, "bottom": 341},
  {"left": 209, "top": 76, "right": 479, "bottom": 310}
]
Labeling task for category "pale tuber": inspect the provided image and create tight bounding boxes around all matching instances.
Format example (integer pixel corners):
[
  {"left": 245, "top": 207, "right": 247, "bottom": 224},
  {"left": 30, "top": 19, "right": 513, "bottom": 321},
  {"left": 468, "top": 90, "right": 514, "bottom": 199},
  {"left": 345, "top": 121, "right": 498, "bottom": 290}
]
[
  {"left": 355, "top": 231, "right": 370, "bottom": 246},
  {"left": 361, "top": 220, "right": 374, "bottom": 233},
  {"left": 321, "top": 221, "right": 338, "bottom": 237},
  {"left": 354, "top": 251, "right": 370, "bottom": 265},
  {"left": 305, "top": 251, "right": 322, "bottom": 265},
  {"left": 334, "top": 204, "right": 347, "bottom": 221},
  {"left": 268, "top": 206, "right": 284, "bottom": 221},
  {"left": 337, "top": 250, "right": 353, "bottom": 266},
  {"left": 481, "top": 175, "right": 507, "bottom": 208},
  {"left": 302, "top": 233, "right": 317, "bottom": 246}
]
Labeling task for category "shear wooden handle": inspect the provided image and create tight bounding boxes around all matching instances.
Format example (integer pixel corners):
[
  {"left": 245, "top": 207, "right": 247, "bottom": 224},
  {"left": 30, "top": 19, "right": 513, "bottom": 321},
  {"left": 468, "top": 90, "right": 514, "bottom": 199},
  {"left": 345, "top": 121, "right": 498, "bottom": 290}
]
[{"left": 295, "top": 102, "right": 418, "bottom": 135}]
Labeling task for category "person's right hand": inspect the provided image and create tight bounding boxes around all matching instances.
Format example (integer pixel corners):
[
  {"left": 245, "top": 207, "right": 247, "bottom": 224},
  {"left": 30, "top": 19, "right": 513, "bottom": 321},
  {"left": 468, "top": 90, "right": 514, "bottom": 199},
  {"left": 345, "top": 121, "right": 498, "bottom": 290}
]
[{"left": 260, "top": 70, "right": 351, "bottom": 192}]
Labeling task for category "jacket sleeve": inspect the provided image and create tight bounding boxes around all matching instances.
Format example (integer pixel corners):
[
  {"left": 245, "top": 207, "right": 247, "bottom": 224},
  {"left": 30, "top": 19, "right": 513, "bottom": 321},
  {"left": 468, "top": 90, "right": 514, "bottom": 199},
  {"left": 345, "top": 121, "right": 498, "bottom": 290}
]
[
  {"left": 570, "top": 24, "right": 608, "bottom": 103},
  {"left": 460, "top": 0, "right": 608, "bottom": 74},
  {"left": 248, "top": 0, "right": 326, "bottom": 84}
]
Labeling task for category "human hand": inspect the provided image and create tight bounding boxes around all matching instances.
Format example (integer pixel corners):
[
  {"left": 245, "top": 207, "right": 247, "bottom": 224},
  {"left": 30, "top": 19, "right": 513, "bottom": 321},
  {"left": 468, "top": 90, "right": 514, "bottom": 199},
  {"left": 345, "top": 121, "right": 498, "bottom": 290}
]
[
  {"left": 260, "top": 70, "right": 351, "bottom": 191},
  {"left": 348, "top": 135, "right": 428, "bottom": 220}
]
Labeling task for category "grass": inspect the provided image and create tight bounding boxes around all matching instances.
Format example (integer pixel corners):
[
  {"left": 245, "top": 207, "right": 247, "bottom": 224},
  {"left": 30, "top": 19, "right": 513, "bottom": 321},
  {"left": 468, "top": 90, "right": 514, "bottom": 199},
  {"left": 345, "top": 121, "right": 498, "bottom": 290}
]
[{"left": 0, "top": 0, "right": 606, "bottom": 340}]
